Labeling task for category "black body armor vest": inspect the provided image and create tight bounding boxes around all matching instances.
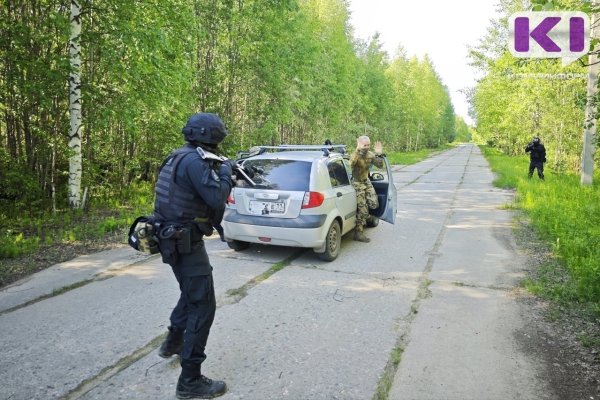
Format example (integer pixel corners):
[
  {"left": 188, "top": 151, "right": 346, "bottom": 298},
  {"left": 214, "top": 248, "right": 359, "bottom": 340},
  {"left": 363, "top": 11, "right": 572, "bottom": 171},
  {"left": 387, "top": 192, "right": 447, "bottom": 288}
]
[{"left": 154, "top": 146, "right": 209, "bottom": 223}]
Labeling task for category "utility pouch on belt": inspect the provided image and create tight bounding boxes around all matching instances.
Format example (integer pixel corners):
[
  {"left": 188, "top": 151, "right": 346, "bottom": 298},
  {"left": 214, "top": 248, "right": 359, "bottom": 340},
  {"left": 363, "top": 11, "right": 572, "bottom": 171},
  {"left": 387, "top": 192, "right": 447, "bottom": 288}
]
[{"left": 176, "top": 228, "right": 191, "bottom": 255}]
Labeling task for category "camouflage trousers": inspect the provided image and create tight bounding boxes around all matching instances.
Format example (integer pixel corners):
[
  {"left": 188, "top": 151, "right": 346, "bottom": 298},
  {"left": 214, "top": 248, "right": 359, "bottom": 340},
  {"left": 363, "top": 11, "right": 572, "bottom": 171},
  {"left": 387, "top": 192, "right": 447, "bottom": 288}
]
[{"left": 353, "top": 180, "right": 378, "bottom": 232}]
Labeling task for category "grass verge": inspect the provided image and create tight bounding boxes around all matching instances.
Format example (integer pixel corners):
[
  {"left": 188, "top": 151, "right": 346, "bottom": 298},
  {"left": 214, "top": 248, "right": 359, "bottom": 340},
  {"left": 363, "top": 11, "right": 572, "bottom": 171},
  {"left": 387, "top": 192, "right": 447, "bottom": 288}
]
[
  {"left": 481, "top": 145, "right": 600, "bottom": 311},
  {"left": 387, "top": 143, "right": 454, "bottom": 166},
  {"left": 0, "top": 182, "right": 154, "bottom": 287}
]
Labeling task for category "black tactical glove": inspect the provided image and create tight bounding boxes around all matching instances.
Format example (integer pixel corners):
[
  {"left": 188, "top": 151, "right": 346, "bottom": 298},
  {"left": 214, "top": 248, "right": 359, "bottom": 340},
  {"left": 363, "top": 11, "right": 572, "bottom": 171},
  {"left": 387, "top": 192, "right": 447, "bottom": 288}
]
[{"left": 218, "top": 159, "right": 234, "bottom": 179}]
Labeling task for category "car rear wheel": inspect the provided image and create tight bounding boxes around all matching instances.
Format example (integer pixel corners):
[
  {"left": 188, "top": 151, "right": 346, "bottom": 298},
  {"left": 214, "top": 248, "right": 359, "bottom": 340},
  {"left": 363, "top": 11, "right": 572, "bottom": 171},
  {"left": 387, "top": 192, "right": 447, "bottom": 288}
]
[
  {"left": 227, "top": 240, "right": 250, "bottom": 251},
  {"left": 316, "top": 220, "right": 341, "bottom": 261},
  {"left": 366, "top": 215, "right": 379, "bottom": 228}
]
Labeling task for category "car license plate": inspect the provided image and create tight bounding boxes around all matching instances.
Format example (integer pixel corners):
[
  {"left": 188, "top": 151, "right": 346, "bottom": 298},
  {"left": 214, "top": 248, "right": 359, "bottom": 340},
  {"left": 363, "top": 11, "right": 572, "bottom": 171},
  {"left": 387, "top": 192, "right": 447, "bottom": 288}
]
[{"left": 249, "top": 200, "right": 285, "bottom": 215}]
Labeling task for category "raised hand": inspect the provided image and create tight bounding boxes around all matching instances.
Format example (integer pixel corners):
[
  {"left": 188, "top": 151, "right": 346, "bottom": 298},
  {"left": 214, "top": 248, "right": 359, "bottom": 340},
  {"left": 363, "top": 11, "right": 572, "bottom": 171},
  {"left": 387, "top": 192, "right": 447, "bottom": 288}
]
[{"left": 374, "top": 140, "right": 383, "bottom": 154}]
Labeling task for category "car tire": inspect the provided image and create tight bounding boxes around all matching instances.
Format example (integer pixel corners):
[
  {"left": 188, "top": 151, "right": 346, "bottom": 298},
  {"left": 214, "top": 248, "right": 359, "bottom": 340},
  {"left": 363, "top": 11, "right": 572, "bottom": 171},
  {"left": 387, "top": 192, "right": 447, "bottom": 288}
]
[
  {"left": 366, "top": 216, "right": 379, "bottom": 228},
  {"left": 316, "top": 220, "right": 341, "bottom": 262},
  {"left": 227, "top": 240, "right": 250, "bottom": 251}
]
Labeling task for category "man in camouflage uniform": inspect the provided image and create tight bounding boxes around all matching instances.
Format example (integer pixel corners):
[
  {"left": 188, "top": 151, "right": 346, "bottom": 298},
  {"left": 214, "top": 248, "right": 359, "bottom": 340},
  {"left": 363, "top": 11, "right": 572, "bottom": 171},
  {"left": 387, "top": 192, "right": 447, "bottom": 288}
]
[{"left": 350, "top": 135, "right": 384, "bottom": 243}]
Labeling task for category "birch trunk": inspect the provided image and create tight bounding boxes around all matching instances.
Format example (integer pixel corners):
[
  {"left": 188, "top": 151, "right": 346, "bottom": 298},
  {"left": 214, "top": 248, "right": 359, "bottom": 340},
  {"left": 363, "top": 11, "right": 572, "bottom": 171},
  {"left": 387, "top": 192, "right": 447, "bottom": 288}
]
[
  {"left": 68, "top": 0, "right": 83, "bottom": 208},
  {"left": 581, "top": 4, "right": 599, "bottom": 186}
]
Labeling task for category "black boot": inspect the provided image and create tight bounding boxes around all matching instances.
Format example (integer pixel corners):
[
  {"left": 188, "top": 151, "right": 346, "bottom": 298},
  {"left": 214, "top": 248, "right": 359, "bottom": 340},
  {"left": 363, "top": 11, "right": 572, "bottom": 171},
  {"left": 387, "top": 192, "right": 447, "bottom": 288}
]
[
  {"left": 353, "top": 230, "right": 370, "bottom": 243},
  {"left": 158, "top": 326, "right": 183, "bottom": 358},
  {"left": 176, "top": 362, "right": 227, "bottom": 399}
]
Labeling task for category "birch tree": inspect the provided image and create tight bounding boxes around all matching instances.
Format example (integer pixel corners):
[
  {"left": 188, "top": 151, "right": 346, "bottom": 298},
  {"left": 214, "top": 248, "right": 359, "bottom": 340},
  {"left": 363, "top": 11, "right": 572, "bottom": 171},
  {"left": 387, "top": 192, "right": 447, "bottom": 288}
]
[
  {"left": 581, "top": 1, "right": 599, "bottom": 186},
  {"left": 68, "top": 0, "right": 83, "bottom": 208},
  {"left": 1, "top": 0, "right": 456, "bottom": 219}
]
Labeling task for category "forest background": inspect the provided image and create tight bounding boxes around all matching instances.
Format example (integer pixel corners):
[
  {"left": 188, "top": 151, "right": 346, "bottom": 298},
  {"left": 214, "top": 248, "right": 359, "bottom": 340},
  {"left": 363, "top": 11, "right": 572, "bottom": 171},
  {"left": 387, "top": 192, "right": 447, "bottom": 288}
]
[
  {"left": 0, "top": 0, "right": 459, "bottom": 215},
  {"left": 0, "top": 0, "right": 461, "bottom": 259},
  {"left": 0, "top": 0, "right": 598, "bottom": 309}
]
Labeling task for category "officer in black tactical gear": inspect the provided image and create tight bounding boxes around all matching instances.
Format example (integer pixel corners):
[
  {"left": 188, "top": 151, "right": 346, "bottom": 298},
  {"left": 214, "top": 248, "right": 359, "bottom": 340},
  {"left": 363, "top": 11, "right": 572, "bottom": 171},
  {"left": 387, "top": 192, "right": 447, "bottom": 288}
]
[
  {"left": 154, "top": 112, "right": 233, "bottom": 399},
  {"left": 525, "top": 136, "right": 547, "bottom": 180}
]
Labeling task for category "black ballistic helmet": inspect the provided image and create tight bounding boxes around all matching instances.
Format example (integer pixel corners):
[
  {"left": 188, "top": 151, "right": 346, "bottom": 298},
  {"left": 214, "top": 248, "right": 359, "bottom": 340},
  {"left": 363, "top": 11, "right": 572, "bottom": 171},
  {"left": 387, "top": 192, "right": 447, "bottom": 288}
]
[
  {"left": 182, "top": 113, "right": 228, "bottom": 145},
  {"left": 533, "top": 137, "right": 540, "bottom": 144}
]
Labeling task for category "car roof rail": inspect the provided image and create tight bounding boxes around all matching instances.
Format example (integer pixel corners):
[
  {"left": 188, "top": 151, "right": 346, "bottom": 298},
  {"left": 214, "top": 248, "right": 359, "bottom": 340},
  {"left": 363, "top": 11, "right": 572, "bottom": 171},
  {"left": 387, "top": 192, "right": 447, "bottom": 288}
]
[
  {"left": 236, "top": 146, "right": 268, "bottom": 160},
  {"left": 253, "top": 144, "right": 347, "bottom": 156}
]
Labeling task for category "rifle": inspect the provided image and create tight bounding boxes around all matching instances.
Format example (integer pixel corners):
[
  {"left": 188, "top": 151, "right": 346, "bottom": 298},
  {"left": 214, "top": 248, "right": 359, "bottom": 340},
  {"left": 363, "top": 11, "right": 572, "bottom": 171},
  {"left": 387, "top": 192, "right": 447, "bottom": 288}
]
[{"left": 196, "top": 146, "right": 256, "bottom": 186}]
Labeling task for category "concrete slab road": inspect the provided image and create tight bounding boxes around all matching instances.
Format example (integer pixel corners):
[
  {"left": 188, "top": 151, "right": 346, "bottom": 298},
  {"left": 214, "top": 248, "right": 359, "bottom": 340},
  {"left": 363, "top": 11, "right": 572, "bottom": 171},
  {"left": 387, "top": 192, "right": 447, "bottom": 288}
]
[{"left": 0, "top": 144, "right": 553, "bottom": 400}]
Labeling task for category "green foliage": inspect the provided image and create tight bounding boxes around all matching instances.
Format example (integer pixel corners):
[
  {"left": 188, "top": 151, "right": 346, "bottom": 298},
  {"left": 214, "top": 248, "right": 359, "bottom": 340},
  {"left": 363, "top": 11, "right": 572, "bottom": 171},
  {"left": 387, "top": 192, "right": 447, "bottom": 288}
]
[
  {"left": 469, "top": 0, "right": 596, "bottom": 175},
  {"left": 0, "top": 151, "right": 45, "bottom": 215},
  {"left": 385, "top": 53, "right": 456, "bottom": 151},
  {"left": 473, "top": 53, "right": 587, "bottom": 172},
  {"left": 97, "top": 217, "right": 120, "bottom": 236},
  {"left": 454, "top": 117, "right": 472, "bottom": 143},
  {"left": 0, "top": 0, "right": 459, "bottom": 286},
  {"left": 482, "top": 146, "right": 600, "bottom": 305},
  {"left": 0, "top": 233, "right": 40, "bottom": 259},
  {"left": 1, "top": 0, "right": 457, "bottom": 223},
  {"left": 0, "top": 181, "right": 154, "bottom": 261},
  {"left": 471, "top": 0, "right": 600, "bottom": 308},
  {"left": 482, "top": 146, "right": 527, "bottom": 189}
]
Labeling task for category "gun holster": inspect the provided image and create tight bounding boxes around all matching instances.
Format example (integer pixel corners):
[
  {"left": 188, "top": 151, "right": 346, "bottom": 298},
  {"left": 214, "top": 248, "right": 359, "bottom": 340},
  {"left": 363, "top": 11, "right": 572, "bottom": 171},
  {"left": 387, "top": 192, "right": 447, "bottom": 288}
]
[{"left": 158, "top": 225, "right": 193, "bottom": 266}]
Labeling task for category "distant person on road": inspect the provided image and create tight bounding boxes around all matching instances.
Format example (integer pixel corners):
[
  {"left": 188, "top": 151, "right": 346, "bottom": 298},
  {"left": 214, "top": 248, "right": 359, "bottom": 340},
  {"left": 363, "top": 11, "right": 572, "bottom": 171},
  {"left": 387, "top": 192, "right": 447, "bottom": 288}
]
[
  {"left": 154, "top": 113, "right": 233, "bottom": 399},
  {"left": 525, "top": 136, "right": 546, "bottom": 180},
  {"left": 350, "top": 135, "right": 384, "bottom": 243}
]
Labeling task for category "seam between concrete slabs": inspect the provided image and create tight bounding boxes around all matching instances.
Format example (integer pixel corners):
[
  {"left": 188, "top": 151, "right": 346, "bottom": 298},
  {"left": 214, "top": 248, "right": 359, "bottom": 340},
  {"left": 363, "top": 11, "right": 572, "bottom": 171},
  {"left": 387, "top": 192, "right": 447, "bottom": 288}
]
[
  {"left": 60, "top": 249, "right": 305, "bottom": 400},
  {"left": 372, "top": 145, "right": 474, "bottom": 400}
]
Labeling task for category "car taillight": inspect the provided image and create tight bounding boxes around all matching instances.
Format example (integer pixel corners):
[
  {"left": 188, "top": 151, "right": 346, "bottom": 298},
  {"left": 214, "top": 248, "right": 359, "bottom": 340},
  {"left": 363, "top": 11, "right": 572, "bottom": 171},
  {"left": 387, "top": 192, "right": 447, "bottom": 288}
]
[
  {"left": 227, "top": 189, "right": 235, "bottom": 204},
  {"left": 301, "top": 191, "right": 324, "bottom": 209}
]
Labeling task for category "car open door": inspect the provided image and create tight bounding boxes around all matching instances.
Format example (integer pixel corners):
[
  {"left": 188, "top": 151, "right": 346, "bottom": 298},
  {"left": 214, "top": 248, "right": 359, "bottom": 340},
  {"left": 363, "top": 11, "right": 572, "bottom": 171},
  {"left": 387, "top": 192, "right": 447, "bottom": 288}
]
[{"left": 368, "top": 156, "right": 397, "bottom": 224}]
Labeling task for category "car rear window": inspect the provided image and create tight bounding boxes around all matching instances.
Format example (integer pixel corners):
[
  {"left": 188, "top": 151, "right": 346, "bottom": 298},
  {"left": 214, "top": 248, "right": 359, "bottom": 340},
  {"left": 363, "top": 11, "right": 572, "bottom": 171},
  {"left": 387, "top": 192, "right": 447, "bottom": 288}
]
[{"left": 242, "top": 159, "right": 311, "bottom": 191}]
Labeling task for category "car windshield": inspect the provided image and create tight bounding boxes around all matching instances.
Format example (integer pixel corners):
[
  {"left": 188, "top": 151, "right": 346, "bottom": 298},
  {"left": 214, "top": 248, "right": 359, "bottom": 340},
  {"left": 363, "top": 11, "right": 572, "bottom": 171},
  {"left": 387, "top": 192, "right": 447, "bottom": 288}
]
[{"left": 242, "top": 159, "right": 311, "bottom": 191}]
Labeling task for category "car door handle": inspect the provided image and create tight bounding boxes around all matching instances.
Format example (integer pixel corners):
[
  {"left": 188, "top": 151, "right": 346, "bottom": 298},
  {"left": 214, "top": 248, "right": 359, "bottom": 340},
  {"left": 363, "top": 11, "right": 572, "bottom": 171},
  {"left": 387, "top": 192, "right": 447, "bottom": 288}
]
[{"left": 337, "top": 192, "right": 343, "bottom": 197}]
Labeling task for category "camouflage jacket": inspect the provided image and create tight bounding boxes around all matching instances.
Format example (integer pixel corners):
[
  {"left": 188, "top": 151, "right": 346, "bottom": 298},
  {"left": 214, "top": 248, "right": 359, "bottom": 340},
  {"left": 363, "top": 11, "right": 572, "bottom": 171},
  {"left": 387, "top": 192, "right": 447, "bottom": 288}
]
[{"left": 350, "top": 149, "right": 384, "bottom": 182}]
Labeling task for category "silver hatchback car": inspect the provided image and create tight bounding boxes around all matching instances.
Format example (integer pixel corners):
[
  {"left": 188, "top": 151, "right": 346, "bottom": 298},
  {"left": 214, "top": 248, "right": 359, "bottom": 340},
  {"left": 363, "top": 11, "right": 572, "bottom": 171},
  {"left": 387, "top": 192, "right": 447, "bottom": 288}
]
[{"left": 222, "top": 144, "right": 397, "bottom": 261}]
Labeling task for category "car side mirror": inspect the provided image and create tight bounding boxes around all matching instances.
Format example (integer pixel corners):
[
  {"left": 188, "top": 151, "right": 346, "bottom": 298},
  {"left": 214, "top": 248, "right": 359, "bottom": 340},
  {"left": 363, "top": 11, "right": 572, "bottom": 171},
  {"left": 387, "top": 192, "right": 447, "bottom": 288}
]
[{"left": 370, "top": 172, "right": 384, "bottom": 181}]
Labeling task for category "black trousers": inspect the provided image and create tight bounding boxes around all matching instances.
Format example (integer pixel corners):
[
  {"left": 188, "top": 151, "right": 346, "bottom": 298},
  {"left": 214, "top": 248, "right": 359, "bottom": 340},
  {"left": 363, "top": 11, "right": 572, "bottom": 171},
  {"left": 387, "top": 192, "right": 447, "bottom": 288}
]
[
  {"left": 169, "top": 246, "right": 216, "bottom": 365},
  {"left": 528, "top": 161, "right": 544, "bottom": 179}
]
